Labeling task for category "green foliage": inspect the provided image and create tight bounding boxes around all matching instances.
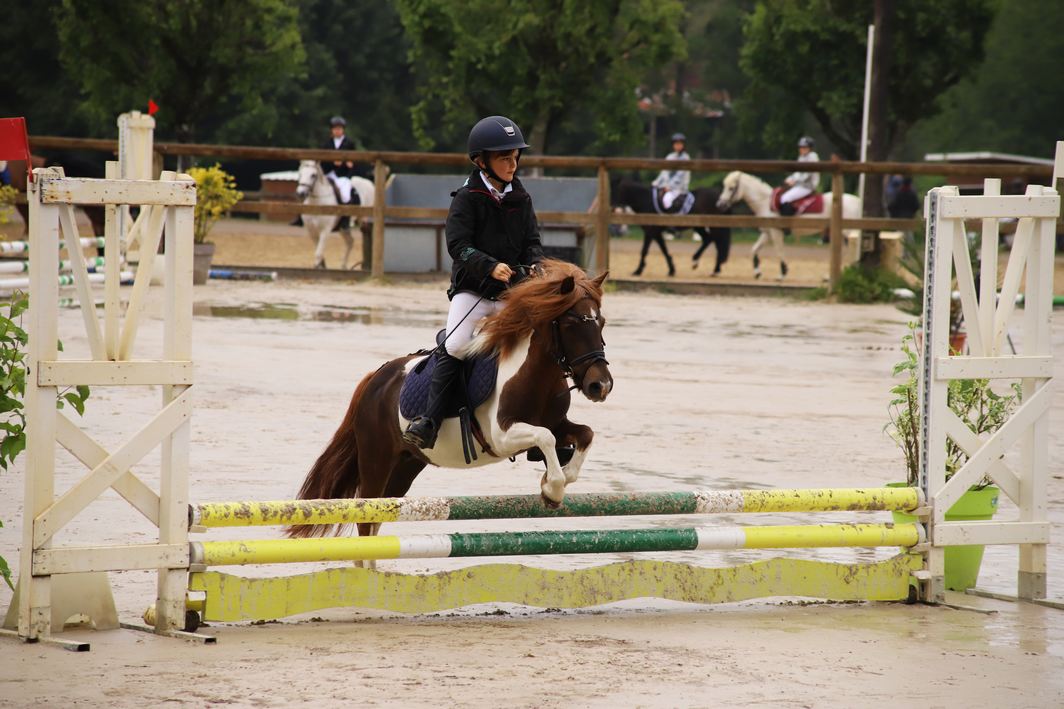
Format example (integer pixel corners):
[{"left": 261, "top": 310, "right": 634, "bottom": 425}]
[
  {"left": 188, "top": 165, "right": 243, "bottom": 243},
  {"left": 0, "top": 519, "right": 10, "bottom": 590},
  {"left": 0, "top": 291, "right": 91, "bottom": 590},
  {"left": 0, "top": 185, "right": 16, "bottom": 224},
  {"left": 836, "top": 263, "right": 904, "bottom": 304},
  {"left": 887, "top": 322, "right": 1021, "bottom": 485},
  {"left": 56, "top": 0, "right": 305, "bottom": 143},
  {"left": 740, "top": 0, "right": 995, "bottom": 157},
  {"left": 395, "top": 0, "right": 686, "bottom": 154},
  {"left": 908, "top": 0, "right": 1064, "bottom": 157}
]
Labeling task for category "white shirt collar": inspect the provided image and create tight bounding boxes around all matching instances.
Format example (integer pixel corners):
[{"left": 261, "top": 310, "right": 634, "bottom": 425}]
[
  {"left": 479, "top": 171, "right": 513, "bottom": 201},
  {"left": 333, "top": 136, "right": 344, "bottom": 148}
]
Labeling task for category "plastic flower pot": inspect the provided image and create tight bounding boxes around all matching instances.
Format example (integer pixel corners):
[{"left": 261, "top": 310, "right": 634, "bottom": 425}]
[{"left": 887, "top": 482, "right": 999, "bottom": 591}]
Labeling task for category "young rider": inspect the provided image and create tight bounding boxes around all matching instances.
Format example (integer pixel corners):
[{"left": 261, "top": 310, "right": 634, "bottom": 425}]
[
  {"left": 779, "top": 136, "right": 820, "bottom": 215},
  {"left": 402, "top": 115, "right": 545, "bottom": 450},
  {"left": 322, "top": 116, "right": 357, "bottom": 205},
  {"left": 652, "top": 132, "right": 691, "bottom": 211}
]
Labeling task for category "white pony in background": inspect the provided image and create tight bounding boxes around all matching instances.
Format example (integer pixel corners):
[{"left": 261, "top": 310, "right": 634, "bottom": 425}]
[
  {"left": 716, "top": 170, "right": 861, "bottom": 280},
  {"left": 295, "top": 159, "right": 375, "bottom": 269}
]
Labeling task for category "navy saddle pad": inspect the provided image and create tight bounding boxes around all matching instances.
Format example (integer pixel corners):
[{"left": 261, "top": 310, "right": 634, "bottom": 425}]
[{"left": 399, "top": 336, "right": 499, "bottom": 420}]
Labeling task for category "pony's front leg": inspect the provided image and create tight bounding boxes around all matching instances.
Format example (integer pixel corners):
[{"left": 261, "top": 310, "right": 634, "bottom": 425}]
[
  {"left": 751, "top": 230, "right": 768, "bottom": 279},
  {"left": 556, "top": 422, "right": 593, "bottom": 485},
  {"left": 339, "top": 227, "right": 354, "bottom": 270},
  {"left": 497, "top": 422, "right": 566, "bottom": 504}
]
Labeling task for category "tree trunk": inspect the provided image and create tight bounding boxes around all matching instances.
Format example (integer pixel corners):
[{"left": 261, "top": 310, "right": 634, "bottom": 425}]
[{"left": 860, "top": 0, "right": 895, "bottom": 268}]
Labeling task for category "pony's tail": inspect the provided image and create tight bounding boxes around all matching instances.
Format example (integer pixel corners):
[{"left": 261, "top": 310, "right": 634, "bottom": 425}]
[{"left": 285, "top": 371, "right": 374, "bottom": 539}]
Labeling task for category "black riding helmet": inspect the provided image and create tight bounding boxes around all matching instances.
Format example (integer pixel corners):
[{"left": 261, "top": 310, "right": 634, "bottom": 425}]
[{"left": 468, "top": 115, "right": 530, "bottom": 185}]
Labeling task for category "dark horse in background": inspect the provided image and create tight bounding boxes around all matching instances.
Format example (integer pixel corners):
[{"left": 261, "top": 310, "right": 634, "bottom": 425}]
[{"left": 611, "top": 178, "right": 731, "bottom": 277}]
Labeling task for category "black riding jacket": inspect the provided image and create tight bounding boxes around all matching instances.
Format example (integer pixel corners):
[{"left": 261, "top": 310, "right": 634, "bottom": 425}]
[{"left": 446, "top": 170, "right": 544, "bottom": 300}]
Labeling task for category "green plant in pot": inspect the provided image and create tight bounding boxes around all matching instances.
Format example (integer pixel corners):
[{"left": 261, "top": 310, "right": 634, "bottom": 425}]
[
  {"left": 885, "top": 322, "right": 1020, "bottom": 590},
  {"left": 187, "top": 164, "right": 242, "bottom": 285}
]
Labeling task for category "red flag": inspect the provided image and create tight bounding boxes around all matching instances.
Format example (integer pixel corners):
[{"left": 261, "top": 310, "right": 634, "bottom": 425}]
[
  {"left": 0, "top": 117, "right": 32, "bottom": 182},
  {"left": 148, "top": 98, "right": 159, "bottom": 116}
]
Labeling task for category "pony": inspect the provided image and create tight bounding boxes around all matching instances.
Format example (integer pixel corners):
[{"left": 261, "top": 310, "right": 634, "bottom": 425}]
[
  {"left": 611, "top": 178, "right": 731, "bottom": 277},
  {"left": 287, "top": 259, "right": 614, "bottom": 544},
  {"left": 295, "top": 159, "right": 375, "bottom": 269},
  {"left": 716, "top": 170, "right": 860, "bottom": 280}
]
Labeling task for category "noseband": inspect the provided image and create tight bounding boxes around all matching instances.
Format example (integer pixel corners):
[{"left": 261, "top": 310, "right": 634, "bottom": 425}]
[{"left": 551, "top": 310, "right": 608, "bottom": 390}]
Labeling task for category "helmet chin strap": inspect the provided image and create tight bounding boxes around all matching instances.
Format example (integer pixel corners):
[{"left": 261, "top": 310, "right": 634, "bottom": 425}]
[{"left": 473, "top": 151, "right": 522, "bottom": 187}]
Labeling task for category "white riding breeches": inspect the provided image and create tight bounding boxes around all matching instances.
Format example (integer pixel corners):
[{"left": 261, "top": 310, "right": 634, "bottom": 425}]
[
  {"left": 662, "top": 189, "right": 681, "bottom": 210},
  {"left": 327, "top": 173, "right": 352, "bottom": 203},
  {"left": 443, "top": 291, "right": 505, "bottom": 357},
  {"left": 781, "top": 185, "right": 812, "bottom": 204}
]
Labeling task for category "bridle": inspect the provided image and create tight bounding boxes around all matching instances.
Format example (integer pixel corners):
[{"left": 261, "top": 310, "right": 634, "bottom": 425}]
[
  {"left": 551, "top": 307, "right": 608, "bottom": 391},
  {"left": 718, "top": 179, "right": 739, "bottom": 209},
  {"left": 296, "top": 163, "right": 319, "bottom": 197}
]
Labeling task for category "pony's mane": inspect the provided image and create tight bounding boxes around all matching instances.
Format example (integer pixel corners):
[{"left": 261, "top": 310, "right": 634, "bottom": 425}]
[{"left": 465, "top": 259, "right": 603, "bottom": 358}]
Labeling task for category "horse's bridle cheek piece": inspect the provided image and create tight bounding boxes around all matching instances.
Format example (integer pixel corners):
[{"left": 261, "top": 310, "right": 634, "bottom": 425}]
[{"left": 551, "top": 311, "right": 608, "bottom": 391}]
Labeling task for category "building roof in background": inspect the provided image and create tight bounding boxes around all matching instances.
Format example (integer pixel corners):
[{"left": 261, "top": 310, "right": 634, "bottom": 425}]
[{"left": 924, "top": 151, "right": 1054, "bottom": 166}]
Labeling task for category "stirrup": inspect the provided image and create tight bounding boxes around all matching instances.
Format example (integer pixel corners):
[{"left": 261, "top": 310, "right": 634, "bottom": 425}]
[{"left": 402, "top": 417, "right": 438, "bottom": 449}]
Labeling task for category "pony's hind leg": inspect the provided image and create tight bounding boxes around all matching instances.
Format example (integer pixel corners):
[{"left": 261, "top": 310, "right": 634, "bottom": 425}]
[{"left": 769, "top": 228, "right": 787, "bottom": 279}]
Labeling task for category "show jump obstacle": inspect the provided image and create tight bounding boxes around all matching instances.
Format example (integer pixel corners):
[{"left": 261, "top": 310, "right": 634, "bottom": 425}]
[{"left": 2, "top": 143, "right": 1061, "bottom": 651}]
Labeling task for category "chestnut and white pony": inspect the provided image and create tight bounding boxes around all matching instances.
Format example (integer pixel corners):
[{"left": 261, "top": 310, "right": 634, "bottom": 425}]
[
  {"left": 295, "top": 159, "right": 375, "bottom": 269},
  {"left": 287, "top": 260, "right": 613, "bottom": 547},
  {"left": 716, "top": 170, "right": 861, "bottom": 280}
]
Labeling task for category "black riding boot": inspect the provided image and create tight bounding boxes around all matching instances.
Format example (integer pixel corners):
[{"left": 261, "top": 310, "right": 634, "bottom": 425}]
[{"left": 403, "top": 352, "right": 462, "bottom": 449}]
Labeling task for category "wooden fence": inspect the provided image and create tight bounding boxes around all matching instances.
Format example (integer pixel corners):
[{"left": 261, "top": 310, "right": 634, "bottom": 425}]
[{"left": 28, "top": 136, "right": 1057, "bottom": 290}]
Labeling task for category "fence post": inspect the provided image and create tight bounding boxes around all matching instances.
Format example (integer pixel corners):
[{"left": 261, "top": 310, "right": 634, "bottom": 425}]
[
  {"left": 371, "top": 159, "right": 386, "bottom": 278},
  {"left": 595, "top": 164, "right": 610, "bottom": 276},
  {"left": 829, "top": 166, "right": 844, "bottom": 292}
]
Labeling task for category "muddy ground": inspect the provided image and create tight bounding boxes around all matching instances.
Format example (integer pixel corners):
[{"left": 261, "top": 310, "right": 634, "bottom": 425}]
[{"left": 1, "top": 253, "right": 1063, "bottom": 706}]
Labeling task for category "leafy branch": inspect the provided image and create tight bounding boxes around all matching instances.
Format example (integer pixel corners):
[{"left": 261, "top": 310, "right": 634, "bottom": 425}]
[{"left": 0, "top": 291, "right": 91, "bottom": 590}]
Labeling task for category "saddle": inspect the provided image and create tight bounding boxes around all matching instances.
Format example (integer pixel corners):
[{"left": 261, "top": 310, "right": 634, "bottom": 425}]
[
  {"left": 652, "top": 188, "right": 695, "bottom": 216},
  {"left": 399, "top": 330, "right": 499, "bottom": 462},
  {"left": 399, "top": 335, "right": 499, "bottom": 421},
  {"left": 398, "top": 330, "right": 575, "bottom": 467},
  {"left": 771, "top": 187, "right": 824, "bottom": 215}
]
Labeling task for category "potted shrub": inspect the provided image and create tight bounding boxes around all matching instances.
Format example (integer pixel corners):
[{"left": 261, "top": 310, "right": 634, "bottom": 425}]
[
  {"left": 187, "top": 164, "right": 242, "bottom": 284},
  {"left": 885, "top": 322, "right": 1020, "bottom": 590}
]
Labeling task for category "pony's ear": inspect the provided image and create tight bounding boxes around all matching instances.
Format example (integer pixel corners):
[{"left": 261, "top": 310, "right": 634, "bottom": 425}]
[
  {"left": 592, "top": 271, "right": 608, "bottom": 288},
  {"left": 559, "top": 276, "right": 575, "bottom": 295}
]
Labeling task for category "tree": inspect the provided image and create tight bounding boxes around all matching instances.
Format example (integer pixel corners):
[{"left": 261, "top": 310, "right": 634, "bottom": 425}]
[
  {"left": 908, "top": 0, "right": 1064, "bottom": 159},
  {"left": 0, "top": 2, "right": 92, "bottom": 137},
  {"left": 740, "top": 0, "right": 995, "bottom": 161},
  {"left": 395, "top": 0, "right": 686, "bottom": 154},
  {"left": 56, "top": 0, "right": 306, "bottom": 144}
]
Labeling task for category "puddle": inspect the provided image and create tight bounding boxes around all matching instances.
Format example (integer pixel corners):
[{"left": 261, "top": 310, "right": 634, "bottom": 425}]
[{"left": 195, "top": 302, "right": 443, "bottom": 327}]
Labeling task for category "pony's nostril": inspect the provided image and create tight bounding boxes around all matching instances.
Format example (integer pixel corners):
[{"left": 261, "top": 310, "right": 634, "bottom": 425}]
[{"left": 588, "top": 381, "right": 603, "bottom": 396}]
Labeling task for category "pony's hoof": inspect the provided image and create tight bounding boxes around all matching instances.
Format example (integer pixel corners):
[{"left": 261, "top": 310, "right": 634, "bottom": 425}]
[
  {"left": 754, "top": 270, "right": 762, "bottom": 280},
  {"left": 711, "top": 270, "right": 721, "bottom": 278},
  {"left": 314, "top": 261, "right": 327, "bottom": 270},
  {"left": 631, "top": 268, "right": 644, "bottom": 277},
  {"left": 540, "top": 474, "right": 565, "bottom": 507},
  {"left": 540, "top": 492, "right": 563, "bottom": 509},
  {"left": 691, "top": 258, "right": 700, "bottom": 270}
]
